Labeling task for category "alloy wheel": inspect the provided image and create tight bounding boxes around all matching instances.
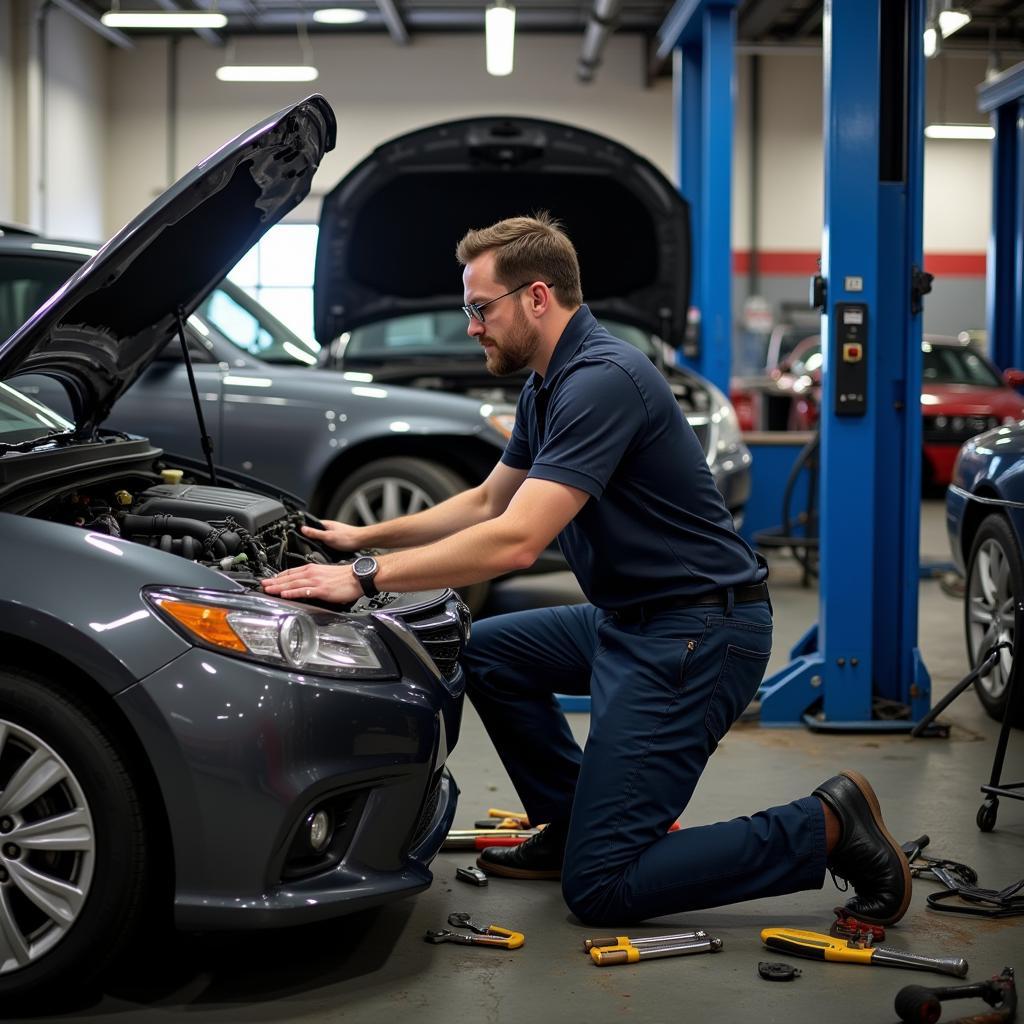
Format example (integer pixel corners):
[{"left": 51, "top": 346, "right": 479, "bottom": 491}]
[
  {"left": 0, "top": 721, "right": 94, "bottom": 976},
  {"left": 966, "top": 537, "right": 1015, "bottom": 704},
  {"left": 335, "top": 476, "right": 437, "bottom": 525}
]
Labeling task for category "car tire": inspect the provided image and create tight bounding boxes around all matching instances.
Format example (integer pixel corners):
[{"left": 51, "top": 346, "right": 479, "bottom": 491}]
[
  {"left": 0, "top": 668, "right": 150, "bottom": 1001},
  {"left": 327, "top": 457, "right": 489, "bottom": 615},
  {"left": 964, "top": 515, "right": 1024, "bottom": 727}
]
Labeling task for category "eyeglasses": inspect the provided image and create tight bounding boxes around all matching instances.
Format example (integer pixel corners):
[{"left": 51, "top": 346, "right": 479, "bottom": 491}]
[{"left": 461, "top": 281, "right": 551, "bottom": 323}]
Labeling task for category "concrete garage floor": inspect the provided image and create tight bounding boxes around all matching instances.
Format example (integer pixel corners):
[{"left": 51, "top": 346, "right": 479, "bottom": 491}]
[{"left": 20, "top": 500, "right": 1024, "bottom": 1023}]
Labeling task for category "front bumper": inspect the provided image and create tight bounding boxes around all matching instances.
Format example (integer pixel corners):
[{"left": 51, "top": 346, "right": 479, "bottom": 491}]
[{"left": 117, "top": 641, "right": 463, "bottom": 929}]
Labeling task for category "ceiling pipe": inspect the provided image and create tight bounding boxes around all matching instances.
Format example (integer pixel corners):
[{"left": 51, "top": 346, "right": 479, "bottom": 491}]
[
  {"left": 375, "top": 0, "right": 409, "bottom": 44},
  {"left": 49, "top": 0, "right": 134, "bottom": 47},
  {"left": 577, "top": 0, "right": 621, "bottom": 83}
]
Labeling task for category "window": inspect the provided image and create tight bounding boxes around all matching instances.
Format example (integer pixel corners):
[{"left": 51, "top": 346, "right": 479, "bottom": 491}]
[
  {"left": 228, "top": 224, "right": 319, "bottom": 347},
  {"left": 922, "top": 344, "right": 1002, "bottom": 388},
  {"left": 0, "top": 256, "right": 81, "bottom": 341}
]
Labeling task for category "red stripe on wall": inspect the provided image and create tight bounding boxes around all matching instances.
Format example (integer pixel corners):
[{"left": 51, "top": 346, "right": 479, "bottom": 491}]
[
  {"left": 923, "top": 252, "right": 987, "bottom": 276},
  {"left": 732, "top": 250, "right": 986, "bottom": 277}
]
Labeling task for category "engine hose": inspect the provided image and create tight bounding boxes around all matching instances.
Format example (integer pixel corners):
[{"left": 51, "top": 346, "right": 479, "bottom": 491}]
[{"left": 119, "top": 513, "right": 231, "bottom": 557}]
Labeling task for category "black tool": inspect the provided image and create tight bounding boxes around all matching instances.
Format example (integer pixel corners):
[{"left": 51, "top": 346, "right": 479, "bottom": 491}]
[
  {"left": 455, "top": 866, "right": 488, "bottom": 886},
  {"left": 901, "top": 835, "right": 979, "bottom": 890},
  {"left": 758, "top": 961, "right": 801, "bottom": 981},
  {"left": 894, "top": 967, "right": 1016, "bottom": 1023}
]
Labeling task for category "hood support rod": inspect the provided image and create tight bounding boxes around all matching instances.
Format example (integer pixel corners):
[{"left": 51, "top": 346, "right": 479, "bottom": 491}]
[{"left": 176, "top": 307, "right": 218, "bottom": 486}]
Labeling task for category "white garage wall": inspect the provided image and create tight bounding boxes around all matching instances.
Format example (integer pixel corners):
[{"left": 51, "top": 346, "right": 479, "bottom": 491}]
[
  {"left": 0, "top": 4, "right": 15, "bottom": 223},
  {"left": 106, "top": 32, "right": 675, "bottom": 235},
  {"left": 42, "top": 9, "right": 109, "bottom": 241}
]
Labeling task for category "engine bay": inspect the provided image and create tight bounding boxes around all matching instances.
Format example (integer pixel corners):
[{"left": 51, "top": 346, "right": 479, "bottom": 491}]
[{"left": 32, "top": 470, "right": 333, "bottom": 585}]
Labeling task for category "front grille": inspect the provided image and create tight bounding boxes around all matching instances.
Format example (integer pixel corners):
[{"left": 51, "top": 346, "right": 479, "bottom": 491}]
[
  {"left": 397, "top": 596, "right": 469, "bottom": 682},
  {"left": 409, "top": 770, "right": 443, "bottom": 852}
]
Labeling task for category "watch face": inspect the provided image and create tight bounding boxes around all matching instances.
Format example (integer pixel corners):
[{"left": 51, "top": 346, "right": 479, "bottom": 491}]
[{"left": 353, "top": 556, "right": 376, "bottom": 577}]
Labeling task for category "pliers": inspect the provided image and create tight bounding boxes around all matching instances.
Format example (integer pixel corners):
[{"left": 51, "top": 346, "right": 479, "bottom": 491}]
[{"left": 424, "top": 913, "right": 525, "bottom": 949}]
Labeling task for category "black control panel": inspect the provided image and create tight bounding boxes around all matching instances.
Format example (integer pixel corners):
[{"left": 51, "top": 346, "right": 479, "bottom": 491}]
[{"left": 833, "top": 303, "right": 867, "bottom": 416}]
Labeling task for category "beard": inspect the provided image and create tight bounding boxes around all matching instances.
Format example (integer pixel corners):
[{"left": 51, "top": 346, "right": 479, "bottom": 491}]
[{"left": 482, "top": 303, "right": 542, "bottom": 376}]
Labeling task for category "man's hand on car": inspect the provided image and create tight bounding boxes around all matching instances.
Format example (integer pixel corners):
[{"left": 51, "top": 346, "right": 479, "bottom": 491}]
[
  {"left": 301, "top": 519, "right": 365, "bottom": 551},
  {"left": 262, "top": 562, "right": 364, "bottom": 604}
]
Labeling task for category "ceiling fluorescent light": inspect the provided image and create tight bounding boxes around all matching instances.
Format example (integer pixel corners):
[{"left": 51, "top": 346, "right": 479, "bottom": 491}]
[
  {"left": 923, "top": 24, "right": 938, "bottom": 58},
  {"left": 313, "top": 8, "right": 367, "bottom": 24},
  {"left": 216, "top": 65, "right": 319, "bottom": 82},
  {"left": 485, "top": 1, "right": 516, "bottom": 77},
  {"left": 101, "top": 10, "right": 227, "bottom": 28},
  {"left": 938, "top": 8, "right": 970, "bottom": 38},
  {"left": 924, "top": 124, "right": 995, "bottom": 140}
]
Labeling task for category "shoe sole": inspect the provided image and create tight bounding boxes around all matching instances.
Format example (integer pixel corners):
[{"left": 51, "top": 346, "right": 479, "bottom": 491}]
[
  {"left": 475, "top": 855, "right": 561, "bottom": 881},
  {"left": 840, "top": 769, "right": 912, "bottom": 925}
]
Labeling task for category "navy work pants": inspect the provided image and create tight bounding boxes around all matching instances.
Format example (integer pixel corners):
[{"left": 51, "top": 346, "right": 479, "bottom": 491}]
[{"left": 462, "top": 601, "right": 827, "bottom": 925}]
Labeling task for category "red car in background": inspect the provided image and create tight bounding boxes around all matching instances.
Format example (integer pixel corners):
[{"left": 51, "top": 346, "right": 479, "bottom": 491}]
[{"left": 732, "top": 335, "right": 1024, "bottom": 486}]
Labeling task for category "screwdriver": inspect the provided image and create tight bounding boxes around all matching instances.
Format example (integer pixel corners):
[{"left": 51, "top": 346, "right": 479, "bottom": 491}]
[
  {"left": 591, "top": 936, "right": 723, "bottom": 966},
  {"left": 760, "top": 928, "right": 968, "bottom": 979},
  {"left": 583, "top": 930, "right": 707, "bottom": 952}
]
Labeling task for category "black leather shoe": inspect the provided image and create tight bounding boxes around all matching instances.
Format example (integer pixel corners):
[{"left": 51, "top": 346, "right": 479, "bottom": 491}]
[
  {"left": 477, "top": 825, "right": 565, "bottom": 880},
  {"left": 813, "top": 770, "right": 912, "bottom": 925}
]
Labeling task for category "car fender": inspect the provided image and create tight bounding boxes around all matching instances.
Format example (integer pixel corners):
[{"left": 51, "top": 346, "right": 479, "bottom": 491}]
[
  {"left": 0, "top": 513, "right": 240, "bottom": 694},
  {"left": 217, "top": 368, "right": 507, "bottom": 501}
]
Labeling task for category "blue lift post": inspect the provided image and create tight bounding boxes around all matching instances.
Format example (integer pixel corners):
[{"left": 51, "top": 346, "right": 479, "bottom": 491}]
[
  {"left": 978, "top": 63, "right": 1024, "bottom": 374},
  {"left": 658, "top": 0, "right": 738, "bottom": 396},
  {"left": 758, "top": 0, "right": 932, "bottom": 729}
]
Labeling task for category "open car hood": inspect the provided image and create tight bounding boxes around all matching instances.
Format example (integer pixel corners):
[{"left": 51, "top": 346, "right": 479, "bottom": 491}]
[
  {"left": 0, "top": 96, "right": 336, "bottom": 438},
  {"left": 315, "top": 115, "right": 690, "bottom": 347}
]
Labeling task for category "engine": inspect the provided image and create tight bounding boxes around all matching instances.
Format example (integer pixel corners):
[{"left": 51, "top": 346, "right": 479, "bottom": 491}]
[{"left": 40, "top": 478, "right": 330, "bottom": 582}]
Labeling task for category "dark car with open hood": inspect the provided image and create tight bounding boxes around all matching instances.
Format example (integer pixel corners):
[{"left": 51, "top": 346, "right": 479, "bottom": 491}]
[{"left": 0, "top": 97, "right": 467, "bottom": 1000}]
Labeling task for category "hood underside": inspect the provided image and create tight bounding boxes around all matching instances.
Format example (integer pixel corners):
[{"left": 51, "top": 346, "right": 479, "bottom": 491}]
[
  {"left": 0, "top": 96, "right": 336, "bottom": 438},
  {"left": 315, "top": 116, "right": 690, "bottom": 346}
]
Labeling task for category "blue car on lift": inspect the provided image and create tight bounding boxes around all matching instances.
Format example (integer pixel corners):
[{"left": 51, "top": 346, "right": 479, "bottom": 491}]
[{"left": 947, "top": 422, "right": 1024, "bottom": 726}]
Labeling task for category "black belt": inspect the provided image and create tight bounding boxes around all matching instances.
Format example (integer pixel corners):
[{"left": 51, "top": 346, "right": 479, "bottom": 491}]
[{"left": 611, "top": 582, "right": 770, "bottom": 623}]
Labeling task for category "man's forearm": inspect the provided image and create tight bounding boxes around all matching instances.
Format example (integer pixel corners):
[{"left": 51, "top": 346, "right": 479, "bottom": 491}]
[
  {"left": 353, "top": 483, "right": 496, "bottom": 550},
  {"left": 374, "top": 516, "right": 536, "bottom": 592}
]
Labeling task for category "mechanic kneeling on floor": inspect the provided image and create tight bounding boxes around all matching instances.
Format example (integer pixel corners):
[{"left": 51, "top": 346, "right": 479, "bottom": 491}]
[{"left": 262, "top": 212, "right": 911, "bottom": 927}]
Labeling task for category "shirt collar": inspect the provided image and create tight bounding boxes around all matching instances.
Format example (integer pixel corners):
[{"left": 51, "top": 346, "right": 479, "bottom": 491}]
[{"left": 530, "top": 304, "right": 598, "bottom": 392}]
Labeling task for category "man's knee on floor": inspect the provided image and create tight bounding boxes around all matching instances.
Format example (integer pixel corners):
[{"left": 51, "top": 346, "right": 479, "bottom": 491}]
[{"left": 561, "top": 866, "right": 631, "bottom": 926}]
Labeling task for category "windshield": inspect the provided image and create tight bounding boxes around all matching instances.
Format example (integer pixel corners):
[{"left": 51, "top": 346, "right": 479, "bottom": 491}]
[
  {"left": 342, "top": 311, "right": 657, "bottom": 361},
  {"left": 195, "top": 281, "right": 322, "bottom": 366},
  {"left": 0, "top": 380, "right": 73, "bottom": 446},
  {"left": 0, "top": 255, "right": 83, "bottom": 342},
  {"left": 923, "top": 343, "right": 1002, "bottom": 387}
]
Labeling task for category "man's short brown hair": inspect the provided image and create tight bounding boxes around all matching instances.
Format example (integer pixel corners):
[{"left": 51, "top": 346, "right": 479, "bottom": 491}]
[{"left": 456, "top": 212, "right": 583, "bottom": 309}]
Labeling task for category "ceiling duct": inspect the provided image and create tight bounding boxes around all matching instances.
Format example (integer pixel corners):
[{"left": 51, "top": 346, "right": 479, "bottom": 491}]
[{"left": 577, "top": 0, "right": 621, "bottom": 83}]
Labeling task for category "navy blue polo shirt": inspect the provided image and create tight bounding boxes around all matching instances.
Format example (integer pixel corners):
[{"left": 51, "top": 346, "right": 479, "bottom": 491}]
[{"left": 501, "top": 305, "right": 763, "bottom": 610}]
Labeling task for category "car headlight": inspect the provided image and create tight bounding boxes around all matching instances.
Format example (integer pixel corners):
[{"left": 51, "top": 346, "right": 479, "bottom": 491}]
[
  {"left": 702, "top": 380, "right": 742, "bottom": 453},
  {"left": 145, "top": 587, "right": 398, "bottom": 679},
  {"left": 480, "top": 402, "right": 516, "bottom": 439}
]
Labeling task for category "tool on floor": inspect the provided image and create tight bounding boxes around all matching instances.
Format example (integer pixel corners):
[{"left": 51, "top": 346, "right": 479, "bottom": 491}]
[
  {"left": 760, "top": 928, "right": 968, "bottom": 978},
  {"left": 441, "top": 830, "right": 536, "bottom": 851},
  {"left": 590, "top": 936, "right": 722, "bottom": 966},
  {"left": 425, "top": 914, "right": 525, "bottom": 950},
  {"left": 894, "top": 967, "right": 1016, "bottom": 1024},
  {"left": 902, "top": 835, "right": 980, "bottom": 889},
  {"left": 455, "top": 866, "right": 488, "bottom": 886},
  {"left": 487, "top": 808, "right": 532, "bottom": 829},
  {"left": 582, "top": 929, "right": 707, "bottom": 952},
  {"left": 830, "top": 907, "right": 887, "bottom": 946},
  {"left": 926, "top": 876, "right": 1024, "bottom": 918},
  {"left": 758, "top": 961, "right": 802, "bottom": 982}
]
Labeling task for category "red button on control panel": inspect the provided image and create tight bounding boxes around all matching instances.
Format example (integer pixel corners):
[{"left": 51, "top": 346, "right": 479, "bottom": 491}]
[{"left": 842, "top": 342, "right": 863, "bottom": 362}]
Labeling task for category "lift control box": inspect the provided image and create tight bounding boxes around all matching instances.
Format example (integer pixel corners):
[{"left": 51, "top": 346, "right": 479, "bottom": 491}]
[{"left": 834, "top": 303, "right": 867, "bottom": 416}]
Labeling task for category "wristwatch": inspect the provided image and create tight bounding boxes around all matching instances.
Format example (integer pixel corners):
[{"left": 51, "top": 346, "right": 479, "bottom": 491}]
[{"left": 351, "top": 555, "right": 380, "bottom": 598}]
